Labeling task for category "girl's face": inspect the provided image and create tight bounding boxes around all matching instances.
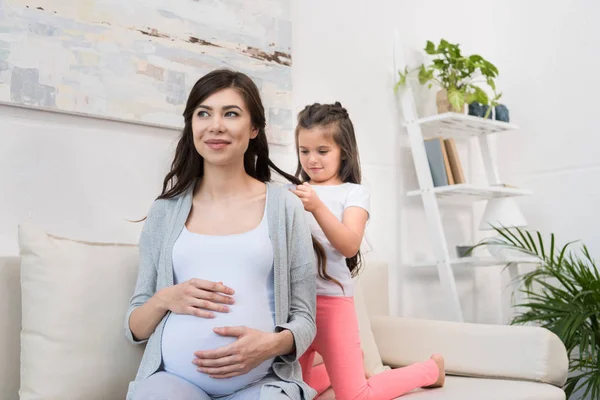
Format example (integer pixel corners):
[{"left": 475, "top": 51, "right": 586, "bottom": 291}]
[
  {"left": 192, "top": 88, "right": 258, "bottom": 168},
  {"left": 297, "top": 125, "right": 343, "bottom": 185}
]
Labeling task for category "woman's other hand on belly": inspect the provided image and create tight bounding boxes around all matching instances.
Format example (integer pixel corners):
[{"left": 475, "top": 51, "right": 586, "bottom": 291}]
[
  {"left": 156, "top": 278, "right": 235, "bottom": 318},
  {"left": 192, "top": 326, "right": 294, "bottom": 378}
]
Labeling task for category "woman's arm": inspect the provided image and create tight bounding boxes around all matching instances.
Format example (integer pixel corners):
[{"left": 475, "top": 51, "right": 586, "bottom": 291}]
[
  {"left": 193, "top": 326, "right": 295, "bottom": 379},
  {"left": 291, "top": 183, "right": 368, "bottom": 258},
  {"left": 128, "top": 293, "right": 168, "bottom": 342},
  {"left": 125, "top": 200, "right": 167, "bottom": 344},
  {"left": 276, "top": 192, "right": 317, "bottom": 362},
  {"left": 130, "top": 278, "right": 236, "bottom": 341},
  {"left": 126, "top": 200, "right": 236, "bottom": 342}
]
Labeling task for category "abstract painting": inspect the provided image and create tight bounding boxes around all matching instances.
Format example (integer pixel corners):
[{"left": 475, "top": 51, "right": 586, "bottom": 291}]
[{"left": 0, "top": 0, "right": 292, "bottom": 144}]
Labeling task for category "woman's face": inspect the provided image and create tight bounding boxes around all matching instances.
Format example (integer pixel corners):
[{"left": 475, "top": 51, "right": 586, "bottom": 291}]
[{"left": 192, "top": 88, "right": 257, "bottom": 168}]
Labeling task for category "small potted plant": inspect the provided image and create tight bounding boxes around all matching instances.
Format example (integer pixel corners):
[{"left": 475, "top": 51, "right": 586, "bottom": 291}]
[{"left": 395, "top": 39, "right": 501, "bottom": 118}]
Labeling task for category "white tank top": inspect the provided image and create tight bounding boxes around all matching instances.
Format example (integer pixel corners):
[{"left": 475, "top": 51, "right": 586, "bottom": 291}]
[{"left": 161, "top": 199, "right": 275, "bottom": 396}]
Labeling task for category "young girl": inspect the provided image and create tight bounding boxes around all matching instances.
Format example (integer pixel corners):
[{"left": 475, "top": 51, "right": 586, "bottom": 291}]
[{"left": 291, "top": 102, "right": 446, "bottom": 400}]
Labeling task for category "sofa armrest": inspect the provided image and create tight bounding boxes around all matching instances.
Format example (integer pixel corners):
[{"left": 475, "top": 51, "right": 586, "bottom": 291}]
[
  {"left": 370, "top": 316, "right": 568, "bottom": 387},
  {"left": 0, "top": 256, "right": 21, "bottom": 400}
]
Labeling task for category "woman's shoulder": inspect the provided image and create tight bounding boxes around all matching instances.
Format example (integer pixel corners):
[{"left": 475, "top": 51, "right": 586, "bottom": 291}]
[
  {"left": 267, "top": 182, "right": 304, "bottom": 212},
  {"left": 147, "top": 197, "right": 171, "bottom": 216},
  {"left": 145, "top": 189, "right": 188, "bottom": 222}
]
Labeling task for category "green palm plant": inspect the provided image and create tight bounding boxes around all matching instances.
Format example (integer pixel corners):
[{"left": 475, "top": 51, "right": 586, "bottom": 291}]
[{"left": 471, "top": 226, "right": 600, "bottom": 399}]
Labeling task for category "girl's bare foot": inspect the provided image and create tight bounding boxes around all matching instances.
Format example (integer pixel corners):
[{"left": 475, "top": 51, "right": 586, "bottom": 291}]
[
  {"left": 316, "top": 387, "right": 336, "bottom": 400},
  {"left": 424, "top": 354, "right": 445, "bottom": 388}
]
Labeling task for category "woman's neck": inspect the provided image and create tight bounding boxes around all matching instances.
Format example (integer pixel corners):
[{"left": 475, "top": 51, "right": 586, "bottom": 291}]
[{"left": 197, "top": 161, "right": 260, "bottom": 200}]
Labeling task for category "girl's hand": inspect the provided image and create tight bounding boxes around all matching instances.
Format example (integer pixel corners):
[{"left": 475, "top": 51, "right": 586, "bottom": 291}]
[
  {"left": 156, "top": 278, "right": 235, "bottom": 318},
  {"left": 193, "top": 326, "right": 288, "bottom": 378},
  {"left": 290, "top": 182, "right": 324, "bottom": 213}
]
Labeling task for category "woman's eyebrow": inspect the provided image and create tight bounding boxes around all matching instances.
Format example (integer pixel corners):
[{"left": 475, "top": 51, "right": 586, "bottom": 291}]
[
  {"left": 196, "top": 105, "right": 243, "bottom": 111},
  {"left": 223, "top": 105, "right": 243, "bottom": 111}
]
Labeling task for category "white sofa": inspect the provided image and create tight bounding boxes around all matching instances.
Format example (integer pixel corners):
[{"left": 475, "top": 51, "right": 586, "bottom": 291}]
[{"left": 0, "top": 225, "right": 569, "bottom": 399}]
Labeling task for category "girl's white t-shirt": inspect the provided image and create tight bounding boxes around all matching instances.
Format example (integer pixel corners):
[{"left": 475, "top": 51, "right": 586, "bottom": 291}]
[{"left": 305, "top": 183, "right": 370, "bottom": 297}]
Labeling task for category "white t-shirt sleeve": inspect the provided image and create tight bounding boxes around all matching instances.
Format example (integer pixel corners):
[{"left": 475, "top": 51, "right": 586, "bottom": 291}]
[{"left": 344, "top": 184, "right": 370, "bottom": 218}]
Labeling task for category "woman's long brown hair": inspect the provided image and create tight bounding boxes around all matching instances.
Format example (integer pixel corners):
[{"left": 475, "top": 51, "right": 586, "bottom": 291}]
[
  {"left": 156, "top": 69, "right": 326, "bottom": 276},
  {"left": 294, "top": 102, "right": 364, "bottom": 280}
]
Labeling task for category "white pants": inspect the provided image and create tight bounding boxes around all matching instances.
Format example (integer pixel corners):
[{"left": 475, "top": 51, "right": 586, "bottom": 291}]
[{"left": 131, "top": 371, "right": 291, "bottom": 400}]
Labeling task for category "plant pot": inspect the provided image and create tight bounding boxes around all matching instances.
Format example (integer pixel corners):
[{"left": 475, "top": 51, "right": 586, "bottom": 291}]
[
  {"left": 468, "top": 102, "right": 494, "bottom": 119},
  {"left": 469, "top": 102, "right": 510, "bottom": 122},
  {"left": 495, "top": 104, "right": 510, "bottom": 122},
  {"left": 455, "top": 245, "right": 472, "bottom": 258},
  {"left": 436, "top": 89, "right": 466, "bottom": 114}
]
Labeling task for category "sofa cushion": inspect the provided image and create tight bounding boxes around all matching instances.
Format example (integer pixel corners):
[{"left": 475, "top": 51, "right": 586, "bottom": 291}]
[
  {"left": 355, "top": 261, "right": 390, "bottom": 317},
  {"left": 18, "top": 223, "right": 143, "bottom": 400},
  {"left": 354, "top": 279, "right": 389, "bottom": 375},
  {"left": 400, "top": 375, "right": 565, "bottom": 400},
  {"left": 371, "top": 316, "right": 568, "bottom": 387}
]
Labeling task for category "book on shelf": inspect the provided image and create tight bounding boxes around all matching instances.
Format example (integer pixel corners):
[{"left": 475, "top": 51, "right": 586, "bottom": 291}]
[
  {"left": 424, "top": 137, "right": 466, "bottom": 187},
  {"left": 424, "top": 137, "right": 452, "bottom": 186},
  {"left": 444, "top": 138, "right": 465, "bottom": 184}
]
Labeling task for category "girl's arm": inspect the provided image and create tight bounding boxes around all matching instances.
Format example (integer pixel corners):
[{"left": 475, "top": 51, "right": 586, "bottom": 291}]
[
  {"left": 292, "top": 183, "right": 368, "bottom": 258},
  {"left": 312, "top": 204, "right": 368, "bottom": 258}
]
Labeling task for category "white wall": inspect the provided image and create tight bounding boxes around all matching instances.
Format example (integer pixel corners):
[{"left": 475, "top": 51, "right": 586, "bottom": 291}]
[
  {"left": 0, "top": 104, "right": 178, "bottom": 253},
  {"left": 0, "top": 103, "right": 295, "bottom": 254},
  {"left": 291, "top": 0, "right": 600, "bottom": 323},
  {"left": 1, "top": 0, "right": 597, "bottom": 325}
]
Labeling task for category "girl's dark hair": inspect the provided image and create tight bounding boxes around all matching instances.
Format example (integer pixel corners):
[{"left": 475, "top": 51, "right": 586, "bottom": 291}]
[
  {"left": 294, "top": 102, "right": 363, "bottom": 279},
  {"left": 158, "top": 69, "right": 326, "bottom": 276}
]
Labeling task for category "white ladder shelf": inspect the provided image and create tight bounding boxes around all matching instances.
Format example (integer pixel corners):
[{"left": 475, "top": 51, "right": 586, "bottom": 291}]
[
  {"left": 401, "top": 102, "right": 531, "bottom": 321},
  {"left": 394, "top": 52, "right": 535, "bottom": 320}
]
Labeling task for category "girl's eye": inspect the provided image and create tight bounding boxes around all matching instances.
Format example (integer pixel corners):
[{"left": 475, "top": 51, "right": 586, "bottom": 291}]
[
  {"left": 318, "top": 150, "right": 329, "bottom": 155},
  {"left": 197, "top": 111, "right": 209, "bottom": 117},
  {"left": 300, "top": 150, "right": 309, "bottom": 155},
  {"left": 225, "top": 111, "right": 239, "bottom": 117}
]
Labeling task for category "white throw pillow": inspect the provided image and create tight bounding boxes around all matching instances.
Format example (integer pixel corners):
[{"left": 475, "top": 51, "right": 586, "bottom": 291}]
[{"left": 18, "top": 223, "right": 143, "bottom": 400}]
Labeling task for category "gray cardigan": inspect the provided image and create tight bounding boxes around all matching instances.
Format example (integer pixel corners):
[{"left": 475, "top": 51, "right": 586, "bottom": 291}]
[{"left": 124, "top": 182, "right": 317, "bottom": 400}]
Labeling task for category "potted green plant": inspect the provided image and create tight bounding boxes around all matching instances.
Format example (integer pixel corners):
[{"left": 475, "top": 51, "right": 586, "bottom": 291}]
[
  {"left": 471, "top": 227, "right": 600, "bottom": 399},
  {"left": 395, "top": 39, "right": 501, "bottom": 118}
]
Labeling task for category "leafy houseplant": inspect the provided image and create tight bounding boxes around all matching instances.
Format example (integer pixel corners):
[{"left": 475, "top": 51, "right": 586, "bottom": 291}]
[
  {"left": 472, "top": 227, "right": 600, "bottom": 399},
  {"left": 395, "top": 39, "right": 501, "bottom": 118}
]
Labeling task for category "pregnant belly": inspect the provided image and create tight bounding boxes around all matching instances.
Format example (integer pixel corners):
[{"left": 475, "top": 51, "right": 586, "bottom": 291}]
[{"left": 161, "top": 308, "right": 276, "bottom": 396}]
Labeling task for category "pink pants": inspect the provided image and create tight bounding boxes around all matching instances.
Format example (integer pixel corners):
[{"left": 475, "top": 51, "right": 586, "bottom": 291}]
[{"left": 299, "top": 296, "right": 439, "bottom": 400}]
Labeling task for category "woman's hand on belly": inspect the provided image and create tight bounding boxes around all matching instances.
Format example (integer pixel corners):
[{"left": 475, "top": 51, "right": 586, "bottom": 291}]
[
  {"left": 157, "top": 278, "right": 236, "bottom": 318},
  {"left": 192, "top": 326, "right": 294, "bottom": 379}
]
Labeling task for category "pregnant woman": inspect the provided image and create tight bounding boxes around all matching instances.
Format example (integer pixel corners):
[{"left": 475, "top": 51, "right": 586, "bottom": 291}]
[{"left": 124, "top": 69, "right": 321, "bottom": 400}]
